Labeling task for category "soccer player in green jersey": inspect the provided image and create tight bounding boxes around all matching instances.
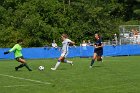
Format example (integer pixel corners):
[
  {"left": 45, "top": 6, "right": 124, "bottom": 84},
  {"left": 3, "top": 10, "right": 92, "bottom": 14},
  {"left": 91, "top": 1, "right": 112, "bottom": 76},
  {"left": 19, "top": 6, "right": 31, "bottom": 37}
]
[{"left": 4, "top": 39, "right": 32, "bottom": 71}]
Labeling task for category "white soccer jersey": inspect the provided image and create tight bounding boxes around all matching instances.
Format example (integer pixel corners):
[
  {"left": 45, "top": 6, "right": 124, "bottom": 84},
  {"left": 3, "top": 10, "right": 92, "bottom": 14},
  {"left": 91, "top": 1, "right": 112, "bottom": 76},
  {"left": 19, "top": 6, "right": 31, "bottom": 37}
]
[
  {"left": 61, "top": 39, "right": 72, "bottom": 52},
  {"left": 52, "top": 43, "right": 57, "bottom": 47}
]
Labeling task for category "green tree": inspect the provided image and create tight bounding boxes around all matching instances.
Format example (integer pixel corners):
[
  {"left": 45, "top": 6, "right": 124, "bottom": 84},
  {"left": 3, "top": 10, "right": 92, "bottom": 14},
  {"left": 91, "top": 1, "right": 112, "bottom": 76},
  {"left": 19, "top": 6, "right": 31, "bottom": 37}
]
[{"left": 0, "top": 0, "right": 139, "bottom": 47}]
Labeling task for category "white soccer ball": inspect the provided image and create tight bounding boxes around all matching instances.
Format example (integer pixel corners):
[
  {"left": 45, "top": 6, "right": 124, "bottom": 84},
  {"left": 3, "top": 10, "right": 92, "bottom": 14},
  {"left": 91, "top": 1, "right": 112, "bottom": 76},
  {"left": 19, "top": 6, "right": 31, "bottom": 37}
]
[{"left": 38, "top": 66, "right": 45, "bottom": 71}]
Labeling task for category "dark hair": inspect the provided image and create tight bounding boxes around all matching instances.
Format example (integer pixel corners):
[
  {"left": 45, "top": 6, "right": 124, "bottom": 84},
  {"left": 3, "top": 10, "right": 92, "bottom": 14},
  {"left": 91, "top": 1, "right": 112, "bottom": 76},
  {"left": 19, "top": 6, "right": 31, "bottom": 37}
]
[
  {"left": 17, "top": 39, "right": 23, "bottom": 43},
  {"left": 95, "top": 33, "right": 100, "bottom": 38}
]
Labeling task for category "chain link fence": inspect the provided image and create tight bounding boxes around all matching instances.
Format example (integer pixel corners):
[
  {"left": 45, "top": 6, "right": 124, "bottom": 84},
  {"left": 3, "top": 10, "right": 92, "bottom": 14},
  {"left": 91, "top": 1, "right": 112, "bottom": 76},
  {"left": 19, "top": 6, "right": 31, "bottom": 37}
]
[{"left": 119, "top": 25, "right": 140, "bottom": 45}]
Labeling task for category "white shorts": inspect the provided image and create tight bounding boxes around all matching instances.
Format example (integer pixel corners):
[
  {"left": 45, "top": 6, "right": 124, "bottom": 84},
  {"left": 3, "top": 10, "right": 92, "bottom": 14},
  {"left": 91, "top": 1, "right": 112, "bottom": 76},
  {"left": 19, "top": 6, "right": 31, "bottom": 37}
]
[{"left": 61, "top": 51, "right": 68, "bottom": 57}]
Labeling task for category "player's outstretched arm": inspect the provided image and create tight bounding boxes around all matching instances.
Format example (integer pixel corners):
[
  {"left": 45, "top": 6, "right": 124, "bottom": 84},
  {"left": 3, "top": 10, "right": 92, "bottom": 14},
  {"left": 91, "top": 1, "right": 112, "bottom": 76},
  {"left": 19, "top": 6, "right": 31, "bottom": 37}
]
[
  {"left": 69, "top": 41, "right": 75, "bottom": 46},
  {"left": 71, "top": 41, "right": 75, "bottom": 45},
  {"left": 4, "top": 44, "right": 17, "bottom": 55}
]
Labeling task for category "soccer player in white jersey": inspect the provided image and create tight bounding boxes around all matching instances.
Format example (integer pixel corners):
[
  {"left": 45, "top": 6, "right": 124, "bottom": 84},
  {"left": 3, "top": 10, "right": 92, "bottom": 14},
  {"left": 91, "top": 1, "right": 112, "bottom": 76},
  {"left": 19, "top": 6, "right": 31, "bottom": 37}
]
[{"left": 51, "top": 34, "right": 75, "bottom": 70}]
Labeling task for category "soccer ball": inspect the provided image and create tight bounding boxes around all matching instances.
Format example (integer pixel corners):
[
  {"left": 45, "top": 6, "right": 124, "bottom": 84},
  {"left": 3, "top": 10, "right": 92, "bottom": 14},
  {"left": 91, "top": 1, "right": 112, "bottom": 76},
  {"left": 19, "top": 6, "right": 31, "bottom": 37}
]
[{"left": 38, "top": 66, "right": 45, "bottom": 71}]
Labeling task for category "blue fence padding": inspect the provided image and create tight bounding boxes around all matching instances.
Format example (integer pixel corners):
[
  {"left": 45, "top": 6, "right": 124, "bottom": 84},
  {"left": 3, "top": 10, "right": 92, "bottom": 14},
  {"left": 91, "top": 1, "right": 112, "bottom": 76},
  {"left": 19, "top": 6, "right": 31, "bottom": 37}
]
[
  {"left": 0, "top": 45, "right": 140, "bottom": 59},
  {"left": 103, "top": 45, "right": 140, "bottom": 56},
  {"left": 80, "top": 46, "right": 93, "bottom": 57},
  {"left": 68, "top": 47, "right": 80, "bottom": 57},
  {"left": 0, "top": 48, "right": 14, "bottom": 59}
]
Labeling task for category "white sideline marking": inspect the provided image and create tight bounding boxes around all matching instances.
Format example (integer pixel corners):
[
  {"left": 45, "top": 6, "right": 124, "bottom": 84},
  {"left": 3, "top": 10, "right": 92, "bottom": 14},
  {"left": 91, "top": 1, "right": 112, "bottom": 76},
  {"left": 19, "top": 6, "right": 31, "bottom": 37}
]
[
  {"left": 0, "top": 74, "right": 51, "bottom": 85},
  {"left": 2, "top": 84, "right": 44, "bottom": 88}
]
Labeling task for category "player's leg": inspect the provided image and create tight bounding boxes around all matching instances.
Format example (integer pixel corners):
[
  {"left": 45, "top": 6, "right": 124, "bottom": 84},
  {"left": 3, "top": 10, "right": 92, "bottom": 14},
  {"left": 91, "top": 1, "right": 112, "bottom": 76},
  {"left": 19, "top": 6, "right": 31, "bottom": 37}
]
[
  {"left": 90, "top": 53, "right": 97, "bottom": 68},
  {"left": 15, "top": 57, "right": 24, "bottom": 71},
  {"left": 97, "top": 50, "right": 103, "bottom": 62},
  {"left": 64, "top": 59, "right": 73, "bottom": 66},
  {"left": 63, "top": 52, "right": 73, "bottom": 66},
  {"left": 51, "top": 51, "right": 73, "bottom": 70},
  {"left": 20, "top": 59, "right": 32, "bottom": 71},
  {"left": 51, "top": 56, "right": 64, "bottom": 70},
  {"left": 15, "top": 57, "right": 32, "bottom": 71},
  {"left": 97, "top": 56, "right": 102, "bottom": 61}
]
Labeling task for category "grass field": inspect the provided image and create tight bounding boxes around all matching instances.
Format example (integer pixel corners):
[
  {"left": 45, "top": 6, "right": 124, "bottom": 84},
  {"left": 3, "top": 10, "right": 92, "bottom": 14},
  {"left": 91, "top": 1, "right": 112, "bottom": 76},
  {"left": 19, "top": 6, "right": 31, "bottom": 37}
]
[{"left": 0, "top": 56, "right": 140, "bottom": 93}]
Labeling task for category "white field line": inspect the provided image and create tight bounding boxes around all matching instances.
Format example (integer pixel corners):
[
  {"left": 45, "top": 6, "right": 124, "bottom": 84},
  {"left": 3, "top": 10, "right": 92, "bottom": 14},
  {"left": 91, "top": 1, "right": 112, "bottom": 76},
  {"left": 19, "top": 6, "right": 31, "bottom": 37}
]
[
  {"left": 0, "top": 74, "right": 51, "bottom": 85},
  {"left": 2, "top": 84, "right": 45, "bottom": 88}
]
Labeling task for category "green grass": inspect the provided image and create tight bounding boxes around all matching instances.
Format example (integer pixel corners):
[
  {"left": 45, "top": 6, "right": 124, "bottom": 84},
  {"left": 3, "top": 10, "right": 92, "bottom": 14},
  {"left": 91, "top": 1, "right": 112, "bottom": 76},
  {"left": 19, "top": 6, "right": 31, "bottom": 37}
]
[{"left": 0, "top": 56, "right": 140, "bottom": 93}]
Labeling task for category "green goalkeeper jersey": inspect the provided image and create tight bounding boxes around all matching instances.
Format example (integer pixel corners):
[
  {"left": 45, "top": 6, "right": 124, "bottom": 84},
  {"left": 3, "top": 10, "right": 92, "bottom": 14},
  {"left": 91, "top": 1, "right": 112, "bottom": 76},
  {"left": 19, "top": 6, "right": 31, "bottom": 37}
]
[{"left": 9, "top": 44, "right": 22, "bottom": 58}]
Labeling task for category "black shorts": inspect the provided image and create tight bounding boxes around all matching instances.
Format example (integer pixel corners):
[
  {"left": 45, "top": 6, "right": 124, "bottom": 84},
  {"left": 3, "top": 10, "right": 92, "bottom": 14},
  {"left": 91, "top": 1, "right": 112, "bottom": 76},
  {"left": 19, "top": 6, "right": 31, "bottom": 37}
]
[
  {"left": 15, "top": 56, "right": 24, "bottom": 61},
  {"left": 94, "top": 49, "right": 103, "bottom": 56}
]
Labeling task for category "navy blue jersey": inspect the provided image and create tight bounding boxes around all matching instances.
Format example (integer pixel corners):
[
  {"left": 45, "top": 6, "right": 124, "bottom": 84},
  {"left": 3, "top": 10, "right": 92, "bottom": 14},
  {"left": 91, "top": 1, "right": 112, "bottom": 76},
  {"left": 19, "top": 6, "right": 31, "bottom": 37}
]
[
  {"left": 94, "top": 38, "right": 103, "bottom": 50},
  {"left": 95, "top": 38, "right": 102, "bottom": 46}
]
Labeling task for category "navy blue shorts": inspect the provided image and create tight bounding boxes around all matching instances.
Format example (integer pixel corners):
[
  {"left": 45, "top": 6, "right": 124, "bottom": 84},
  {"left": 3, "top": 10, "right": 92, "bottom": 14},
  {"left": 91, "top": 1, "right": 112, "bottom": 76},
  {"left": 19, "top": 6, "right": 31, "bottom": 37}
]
[{"left": 94, "top": 49, "right": 103, "bottom": 56}]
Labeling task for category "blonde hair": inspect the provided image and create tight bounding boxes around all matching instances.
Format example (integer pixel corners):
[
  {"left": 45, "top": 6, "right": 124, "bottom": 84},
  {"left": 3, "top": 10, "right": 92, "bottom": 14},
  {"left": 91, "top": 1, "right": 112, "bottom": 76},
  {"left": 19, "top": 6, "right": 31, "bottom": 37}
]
[{"left": 62, "top": 34, "right": 68, "bottom": 38}]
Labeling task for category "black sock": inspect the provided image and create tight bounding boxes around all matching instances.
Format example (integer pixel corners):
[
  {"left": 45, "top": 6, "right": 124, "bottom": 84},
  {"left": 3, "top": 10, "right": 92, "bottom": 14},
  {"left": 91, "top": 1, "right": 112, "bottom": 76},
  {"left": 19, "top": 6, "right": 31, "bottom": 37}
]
[
  {"left": 16, "top": 64, "right": 24, "bottom": 69},
  {"left": 90, "top": 59, "right": 95, "bottom": 66},
  {"left": 23, "top": 63, "right": 32, "bottom": 71}
]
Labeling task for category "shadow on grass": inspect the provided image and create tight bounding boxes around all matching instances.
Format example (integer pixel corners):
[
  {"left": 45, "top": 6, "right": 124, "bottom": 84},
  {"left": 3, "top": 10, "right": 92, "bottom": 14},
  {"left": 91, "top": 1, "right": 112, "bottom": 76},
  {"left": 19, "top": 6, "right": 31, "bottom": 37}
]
[
  {"left": 58, "top": 68, "right": 67, "bottom": 70},
  {"left": 93, "top": 65, "right": 102, "bottom": 67}
]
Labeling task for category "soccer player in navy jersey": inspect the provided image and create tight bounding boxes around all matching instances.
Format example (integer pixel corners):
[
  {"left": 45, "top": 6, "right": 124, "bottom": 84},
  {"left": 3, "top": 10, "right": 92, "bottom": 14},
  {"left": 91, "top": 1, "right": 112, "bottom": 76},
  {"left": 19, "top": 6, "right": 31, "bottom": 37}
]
[{"left": 90, "top": 34, "right": 103, "bottom": 68}]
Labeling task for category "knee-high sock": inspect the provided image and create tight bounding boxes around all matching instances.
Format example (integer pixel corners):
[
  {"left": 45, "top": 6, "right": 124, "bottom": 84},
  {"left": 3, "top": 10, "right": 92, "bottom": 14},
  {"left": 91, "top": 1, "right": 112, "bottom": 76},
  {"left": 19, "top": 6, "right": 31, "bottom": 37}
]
[
  {"left": 16, "top": 64, "right": 24, "bottom": 69},
  {"left": 23, "top": 63, "right": 32, "bottom": 71},
  {"left": 64, "top": 60, "right": 72, "bottom": 64},
  {"left": 54, "top": 60, "right": 61, "bottom": 69},
  {"left": 90, "top": 59, "right": 95, "bottom": 66}
]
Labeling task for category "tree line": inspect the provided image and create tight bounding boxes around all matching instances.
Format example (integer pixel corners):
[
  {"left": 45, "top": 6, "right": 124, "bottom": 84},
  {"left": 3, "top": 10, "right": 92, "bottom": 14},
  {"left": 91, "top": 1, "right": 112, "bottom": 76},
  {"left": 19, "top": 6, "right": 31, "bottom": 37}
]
[{"left": 0, "top": 0, "right": 140, "bottom": 47}]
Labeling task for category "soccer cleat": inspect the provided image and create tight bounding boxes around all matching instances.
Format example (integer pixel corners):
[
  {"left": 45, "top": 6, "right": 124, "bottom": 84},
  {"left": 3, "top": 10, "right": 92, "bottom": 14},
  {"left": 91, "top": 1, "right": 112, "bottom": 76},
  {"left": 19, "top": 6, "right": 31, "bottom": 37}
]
[
  {"left": 51, "top": 68, "right": 56, "bottom": 70},
  {"left": 15, "top": 67, "right": 18, "bottom": 71},
  {"left": 71, "top": 63, "right": 73, "bottom": 66},
  {"left": 70, "top": 61, "right": 73, "bottom": 66},
  {"left": 89, "top": 66, "right": 92, "bottom": 68}
]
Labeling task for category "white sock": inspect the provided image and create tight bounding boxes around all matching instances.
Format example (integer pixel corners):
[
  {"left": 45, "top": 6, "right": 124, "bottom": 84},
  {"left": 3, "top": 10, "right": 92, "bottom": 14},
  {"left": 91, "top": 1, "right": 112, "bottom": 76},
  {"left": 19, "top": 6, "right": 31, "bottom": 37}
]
[
  {"left": 54, "top": 62, "right": 61, "bottom": 69},
  {"left": 64, "top": 60, "right": 72, "bottom": 64}
]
